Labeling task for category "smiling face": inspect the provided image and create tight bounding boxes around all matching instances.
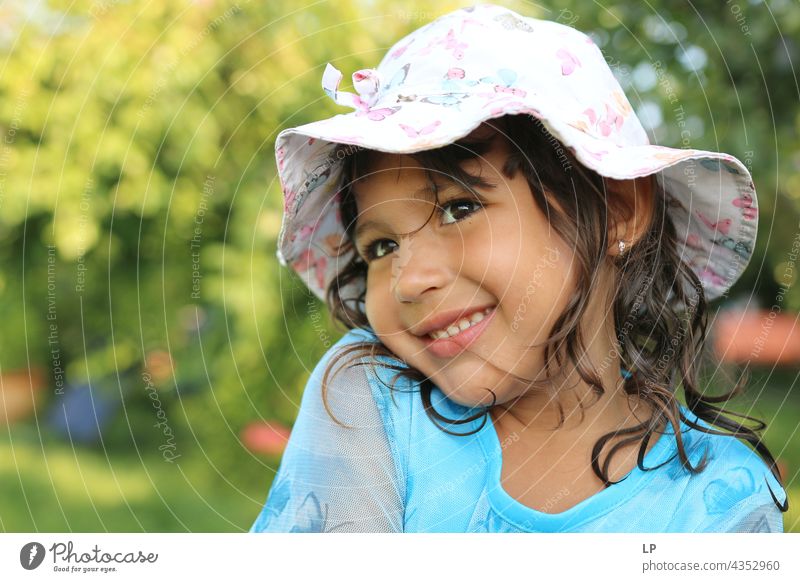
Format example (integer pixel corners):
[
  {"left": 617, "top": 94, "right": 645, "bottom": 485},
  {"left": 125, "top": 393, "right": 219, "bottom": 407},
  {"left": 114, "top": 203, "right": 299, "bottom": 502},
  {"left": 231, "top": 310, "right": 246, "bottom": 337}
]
[{"left": 351, "top": 125, "right": 588, "bottom": 410}]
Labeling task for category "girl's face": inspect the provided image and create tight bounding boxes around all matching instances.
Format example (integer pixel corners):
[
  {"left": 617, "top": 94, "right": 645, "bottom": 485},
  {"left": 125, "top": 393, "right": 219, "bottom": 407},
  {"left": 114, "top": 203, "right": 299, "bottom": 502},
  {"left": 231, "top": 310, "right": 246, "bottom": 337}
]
[{"left": 352, "top": 127, "right": 605, "bottom": 409}]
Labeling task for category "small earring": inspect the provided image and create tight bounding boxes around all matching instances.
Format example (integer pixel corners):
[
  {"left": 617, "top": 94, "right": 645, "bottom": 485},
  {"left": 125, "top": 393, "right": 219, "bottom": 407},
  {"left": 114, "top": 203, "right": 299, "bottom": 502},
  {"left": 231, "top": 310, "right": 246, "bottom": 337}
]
[{"left": 618, "top": 240, "right": 627, "bottom": 255}]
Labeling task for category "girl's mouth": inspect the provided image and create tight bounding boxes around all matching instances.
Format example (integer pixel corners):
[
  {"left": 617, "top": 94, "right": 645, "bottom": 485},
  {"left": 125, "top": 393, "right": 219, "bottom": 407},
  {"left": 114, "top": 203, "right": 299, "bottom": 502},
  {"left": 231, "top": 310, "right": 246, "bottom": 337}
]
[{"left": 420, "top": 306, "right": 497, "bottom": 358}]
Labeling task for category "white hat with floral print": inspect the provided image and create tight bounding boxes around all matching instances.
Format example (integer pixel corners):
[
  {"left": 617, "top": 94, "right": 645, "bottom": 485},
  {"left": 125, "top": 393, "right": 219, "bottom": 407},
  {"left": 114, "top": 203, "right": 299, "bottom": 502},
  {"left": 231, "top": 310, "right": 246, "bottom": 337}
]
[{"left": 274, "top": 3, "right": 758, "bottom": 307}]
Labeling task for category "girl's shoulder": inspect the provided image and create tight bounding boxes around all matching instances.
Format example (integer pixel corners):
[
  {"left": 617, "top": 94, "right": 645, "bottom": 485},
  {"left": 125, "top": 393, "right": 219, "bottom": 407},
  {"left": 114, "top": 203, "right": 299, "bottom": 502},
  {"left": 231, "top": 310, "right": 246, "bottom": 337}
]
[
  {"left": 321, "top": 326, "right": 472, "bottom": 466},
  {"left": 327, "top": 326, "right": 422, "bottom": 402},
  {"left": 251, "top": 327, "right": 408, "bottom": 533},
  {"left": 316, "top": 325, "right": 420, "bottom": 460},
  {"left": 333, "top": 326, "right": 471, "bottom": 419}
]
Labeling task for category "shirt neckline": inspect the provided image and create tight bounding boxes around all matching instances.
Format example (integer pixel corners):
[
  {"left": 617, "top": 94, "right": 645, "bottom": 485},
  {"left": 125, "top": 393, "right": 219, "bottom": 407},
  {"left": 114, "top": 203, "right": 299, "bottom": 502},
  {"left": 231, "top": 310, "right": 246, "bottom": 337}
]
[{"left": 475, "top": 405, "right": 686, "bottom": 532}]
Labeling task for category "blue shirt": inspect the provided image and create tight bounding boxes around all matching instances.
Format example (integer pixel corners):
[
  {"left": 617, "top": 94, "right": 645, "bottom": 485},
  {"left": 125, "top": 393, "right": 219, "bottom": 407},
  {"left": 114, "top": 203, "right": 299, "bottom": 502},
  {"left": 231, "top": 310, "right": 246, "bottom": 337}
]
[{"left": 250, "top": 327, "right": 786, "bottom": 532}]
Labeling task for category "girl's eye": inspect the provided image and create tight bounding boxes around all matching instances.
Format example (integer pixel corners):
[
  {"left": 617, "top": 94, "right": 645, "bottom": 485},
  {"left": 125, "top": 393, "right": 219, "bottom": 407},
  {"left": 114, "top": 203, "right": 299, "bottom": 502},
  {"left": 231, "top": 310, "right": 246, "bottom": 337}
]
[
  {"left": 361, "top": 197, "right": 483, "bottom": 262},
  {"left": 364, "top": 238, "right": 397, "bottom": 261},
  {"left": 440, "top": 197, "right": 483, "bottom": 225}
]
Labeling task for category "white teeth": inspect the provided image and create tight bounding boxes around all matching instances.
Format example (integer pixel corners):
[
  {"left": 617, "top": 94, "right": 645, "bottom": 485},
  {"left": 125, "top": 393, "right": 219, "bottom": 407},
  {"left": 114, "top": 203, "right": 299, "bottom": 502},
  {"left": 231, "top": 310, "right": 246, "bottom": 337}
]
[{"left": 428, "top": 307, "right": 493, "bottom": 340}]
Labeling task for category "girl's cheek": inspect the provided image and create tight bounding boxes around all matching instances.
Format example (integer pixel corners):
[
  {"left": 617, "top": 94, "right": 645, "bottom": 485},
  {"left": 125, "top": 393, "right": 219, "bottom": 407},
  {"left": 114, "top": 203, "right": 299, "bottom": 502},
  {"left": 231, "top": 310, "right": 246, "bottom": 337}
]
[{"left": 365, "top": 272, "right": 398, "bottom": 331}]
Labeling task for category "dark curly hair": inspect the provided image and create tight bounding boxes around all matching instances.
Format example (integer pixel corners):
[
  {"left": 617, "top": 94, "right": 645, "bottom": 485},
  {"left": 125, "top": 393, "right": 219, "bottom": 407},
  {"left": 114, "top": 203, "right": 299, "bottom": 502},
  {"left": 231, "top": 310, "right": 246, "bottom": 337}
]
[{"left": 312, "top": 113, "right": 787, "bottom": 513}]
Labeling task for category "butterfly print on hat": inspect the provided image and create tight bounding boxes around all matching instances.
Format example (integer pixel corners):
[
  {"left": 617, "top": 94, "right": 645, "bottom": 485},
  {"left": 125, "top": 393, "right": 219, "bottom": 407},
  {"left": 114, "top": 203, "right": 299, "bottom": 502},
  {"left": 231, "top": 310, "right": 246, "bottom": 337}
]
[
  {"left": 440, "top": 67, "right": 526, "bottom": 100},
  {"left": 441, "top": 67, "right": 468, "bottom": 92},
  {"left": 598, "top": 103, "right": 624, "bottom": 136},
  {"left": 295, "top": 224, "right": 315, "bottom": 242},
  {"left": 493, "top": 12, "right": 534, "bottom": 32},
  {"left": 459, "top": 16, "right": 487, "bottom": 33},
  {"left": 446, "top": 67, "right": 466, "bottom": 79},
  {"left": 699, "top": 158, "right": 742, "bottom": 175},
  {"left": 399, "top": 120, "right": 442, "bottom": 137},
  {"left": 556, "top": 47, "right": 581, "bottom": 75},
  {"left": 276, "top": 145, "right": 286, "bottom": 171},
  {"left": 732, "top": 192, "right": 757, "bottom": 220},
  {"left": 395, "top": 94, "right": 419, "bottom": 103},
  {"left": 685, "top": 232, "right": 704, "bottom": 251},
  {"left": 611, "top": 90, "right": 634, "bottom": 117},
  {"left": 355, "top": 105, "right": 401, "bottom": 121},
  {"left": 442, "top": 29, "right": 468, "bottom": 59},
  {"left": 698, "top": 265, "right": 727, "bottom": 288},
  {"left": 388, "top": 41, "right": 413, "bottom": 61},
  {"left": 283, "top": 187, "right": 297, "bottom": 213},
  {"left": 380, "top": 63, "right": 411, "bottom": 94},
  {"left": 418, "top": 93, "right": 470, "bottom": 108},
  {"left": 300, "top": 163, "right": 332, "bottom": 203},
  {"left": 713, "top": 235, "right": 752, "bottom": 260},
  {"left": 419, "top": 28, "right": 468, "bottom": 60},
  {"left": 467, "top": 68, "right": 527, "bottom": 98},
  {"left": 580, "top": 103, "right": 624, "bottom": 137},
  {"left": 696, "top": 211, "right": 732, "bottom": 236},
  {"left": 492, "top": 84, "right": 526, "bottom": 97},
  {"left": 292, "top": 248, "right": 328, "bottom": 291}
]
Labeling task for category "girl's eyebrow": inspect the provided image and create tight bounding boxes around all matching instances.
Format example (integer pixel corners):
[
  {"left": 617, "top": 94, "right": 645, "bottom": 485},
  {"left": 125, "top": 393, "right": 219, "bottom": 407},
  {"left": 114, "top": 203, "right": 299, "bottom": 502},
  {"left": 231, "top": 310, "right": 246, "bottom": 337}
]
[
  {"left": 354, "top": 218, "right": 388, "bottom": 244},
  {"left": 354, "top": 182, "right": 463, "bottom": 242}
]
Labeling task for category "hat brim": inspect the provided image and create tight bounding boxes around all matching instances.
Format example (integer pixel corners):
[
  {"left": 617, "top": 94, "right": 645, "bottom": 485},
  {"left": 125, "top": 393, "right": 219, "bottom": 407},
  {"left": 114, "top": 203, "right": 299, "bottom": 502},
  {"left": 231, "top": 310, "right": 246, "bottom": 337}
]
[{"left": 275, "top": 98, "right": 757, "bottom": 305}]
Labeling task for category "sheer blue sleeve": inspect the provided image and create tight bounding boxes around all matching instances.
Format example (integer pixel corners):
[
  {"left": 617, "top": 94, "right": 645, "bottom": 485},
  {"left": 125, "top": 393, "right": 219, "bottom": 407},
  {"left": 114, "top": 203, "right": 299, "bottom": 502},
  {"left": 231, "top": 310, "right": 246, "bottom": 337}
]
[
  {"left": 721, "top": 502, "right": 785, "bottom": 532},
  {"left": 698, "top": 473, "right": 786, "bottom": 533},
  {"left": 249, "top": 335, "right": 405, "bottom": 532},
  {"left": 695, "top": 498, "right": 785, "bottom": 533}
]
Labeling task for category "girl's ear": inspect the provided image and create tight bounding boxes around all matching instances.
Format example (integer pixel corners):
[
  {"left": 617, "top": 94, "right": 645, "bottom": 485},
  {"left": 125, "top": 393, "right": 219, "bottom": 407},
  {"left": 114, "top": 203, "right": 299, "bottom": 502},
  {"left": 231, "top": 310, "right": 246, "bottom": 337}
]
[{"left": 604, "top": 175, "right": 655, "bottom": 257}]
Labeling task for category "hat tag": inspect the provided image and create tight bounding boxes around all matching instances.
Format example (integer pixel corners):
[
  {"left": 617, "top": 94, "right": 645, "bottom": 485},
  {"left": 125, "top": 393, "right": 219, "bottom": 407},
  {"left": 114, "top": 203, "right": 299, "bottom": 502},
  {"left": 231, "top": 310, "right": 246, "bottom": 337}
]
[{"left": 322, "top": 62, "right": 382, "bottom": 111}]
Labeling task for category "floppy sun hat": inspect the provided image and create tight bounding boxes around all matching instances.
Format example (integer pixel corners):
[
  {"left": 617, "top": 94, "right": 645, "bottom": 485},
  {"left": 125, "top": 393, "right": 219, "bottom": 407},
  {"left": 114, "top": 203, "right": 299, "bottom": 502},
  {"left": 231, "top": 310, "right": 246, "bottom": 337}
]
[{"left": 274, "top": 3, "right": 758, "bottom": 310}]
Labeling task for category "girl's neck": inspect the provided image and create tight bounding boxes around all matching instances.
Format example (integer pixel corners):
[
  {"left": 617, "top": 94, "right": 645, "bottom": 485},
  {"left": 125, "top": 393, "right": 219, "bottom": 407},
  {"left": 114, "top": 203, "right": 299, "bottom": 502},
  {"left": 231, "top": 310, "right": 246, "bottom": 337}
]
[{"left": 488, "top": 369, "right": 650, "bottom": 444}]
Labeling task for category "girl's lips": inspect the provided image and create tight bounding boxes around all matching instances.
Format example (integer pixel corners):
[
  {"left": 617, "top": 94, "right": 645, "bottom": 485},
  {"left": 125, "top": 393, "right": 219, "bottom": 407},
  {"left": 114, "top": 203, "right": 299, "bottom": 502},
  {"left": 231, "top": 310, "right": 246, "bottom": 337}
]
[{"left": 420, "top": 307, "right": 497, "bottom": 358}]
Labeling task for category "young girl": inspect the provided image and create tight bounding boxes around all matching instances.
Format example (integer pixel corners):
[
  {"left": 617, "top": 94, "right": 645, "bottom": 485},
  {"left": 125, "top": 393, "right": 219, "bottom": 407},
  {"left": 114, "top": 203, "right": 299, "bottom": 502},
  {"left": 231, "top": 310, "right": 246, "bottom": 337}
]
[{"left": 250, "top": 3, "right": 788, "bottom": 533}]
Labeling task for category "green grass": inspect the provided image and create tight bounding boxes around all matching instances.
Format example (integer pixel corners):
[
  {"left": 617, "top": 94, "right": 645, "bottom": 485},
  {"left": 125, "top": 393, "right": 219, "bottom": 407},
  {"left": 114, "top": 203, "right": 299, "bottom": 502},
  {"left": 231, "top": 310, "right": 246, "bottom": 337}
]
[{"left": 0, "top": 422, "right": 277, "bottom": 532}]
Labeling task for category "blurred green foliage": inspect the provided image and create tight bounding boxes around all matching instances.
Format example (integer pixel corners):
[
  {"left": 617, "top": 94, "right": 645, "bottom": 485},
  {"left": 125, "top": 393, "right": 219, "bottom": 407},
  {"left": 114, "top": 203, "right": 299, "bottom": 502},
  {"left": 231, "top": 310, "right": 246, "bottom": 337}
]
[{"left": 0, "top": 0, "right": 798, "bottom": 530}]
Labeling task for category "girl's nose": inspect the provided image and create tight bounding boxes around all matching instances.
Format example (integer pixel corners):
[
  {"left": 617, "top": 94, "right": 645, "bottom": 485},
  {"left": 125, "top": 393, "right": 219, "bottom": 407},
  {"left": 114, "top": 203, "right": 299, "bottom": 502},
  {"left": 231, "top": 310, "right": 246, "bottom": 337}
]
[{"left": 390, "top": 233, "right": 455, "bottom": 304}]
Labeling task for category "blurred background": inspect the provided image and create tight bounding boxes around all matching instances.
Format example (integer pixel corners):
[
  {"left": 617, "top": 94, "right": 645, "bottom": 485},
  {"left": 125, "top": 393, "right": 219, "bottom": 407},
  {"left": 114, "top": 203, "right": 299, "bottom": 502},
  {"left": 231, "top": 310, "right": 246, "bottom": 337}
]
[{"left": 0, "top": 0, "right": 798, "bottom": 532}]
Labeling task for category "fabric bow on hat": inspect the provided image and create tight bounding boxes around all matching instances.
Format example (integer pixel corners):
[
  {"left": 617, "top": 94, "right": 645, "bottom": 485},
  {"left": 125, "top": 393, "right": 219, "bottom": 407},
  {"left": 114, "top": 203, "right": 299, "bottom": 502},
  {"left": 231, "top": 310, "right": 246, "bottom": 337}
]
[{"left": 321, "top": 62, "right": 382, "bottom": 110}]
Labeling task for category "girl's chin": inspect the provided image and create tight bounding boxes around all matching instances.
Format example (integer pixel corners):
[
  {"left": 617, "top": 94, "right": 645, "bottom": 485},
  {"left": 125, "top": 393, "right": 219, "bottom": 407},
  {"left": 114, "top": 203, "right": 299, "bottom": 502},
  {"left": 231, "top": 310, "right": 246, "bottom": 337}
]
[{"left": 435, "top": 380, "right": 500, "bottom": 409}]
